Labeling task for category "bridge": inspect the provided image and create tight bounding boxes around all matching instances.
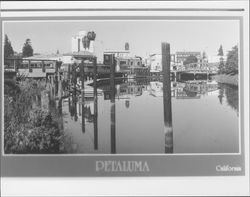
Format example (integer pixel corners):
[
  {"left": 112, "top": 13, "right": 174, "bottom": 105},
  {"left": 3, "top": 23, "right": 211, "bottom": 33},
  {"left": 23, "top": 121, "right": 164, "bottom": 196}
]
[
  {"left": 171, "top": 62, "right": 219, "bottom": 80},
  {"left": 175, "top": 62, "right": 218, "bottom": 73}
]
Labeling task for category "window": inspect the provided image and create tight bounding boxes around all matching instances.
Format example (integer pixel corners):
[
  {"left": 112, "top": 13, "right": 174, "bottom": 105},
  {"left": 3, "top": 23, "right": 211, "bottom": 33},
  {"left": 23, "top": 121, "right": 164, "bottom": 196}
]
[{"left": 120, "top": 61, "right": 127, "bottom": 65}]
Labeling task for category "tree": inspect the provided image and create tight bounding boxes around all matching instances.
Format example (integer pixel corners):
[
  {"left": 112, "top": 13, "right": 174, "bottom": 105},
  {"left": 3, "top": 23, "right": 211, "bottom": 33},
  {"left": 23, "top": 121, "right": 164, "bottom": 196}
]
[
  {"left": 218, "top": 61, "right": 225, "bottom": 74},
  {"left": 225, "top": 45, "right": 238, "bottom": 75},
  {"left": 183, "top": 55, "right": 198, "bottom": 65},
  {"left": 22, "top": 39, "right": 33, "bottom": 57},
  {"left": 56, "top": 49, "right": 60, "bottom": 54},
  {"left": 4, "top": 34, "right": 14, "bottom": 59},
  {"left": 218, "top": 45, "right": 224, "bottom": 56}
]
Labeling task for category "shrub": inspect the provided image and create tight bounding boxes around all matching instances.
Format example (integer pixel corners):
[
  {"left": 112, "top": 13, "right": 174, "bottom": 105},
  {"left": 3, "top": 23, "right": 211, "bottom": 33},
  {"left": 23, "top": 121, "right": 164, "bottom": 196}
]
[{"left": 4, "top": 79, "right": 67, "bottom": 154}]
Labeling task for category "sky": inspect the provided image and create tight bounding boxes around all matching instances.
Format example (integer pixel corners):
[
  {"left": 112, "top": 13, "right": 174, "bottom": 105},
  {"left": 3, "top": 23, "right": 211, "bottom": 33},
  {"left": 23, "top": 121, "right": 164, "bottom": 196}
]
[{"left": 4, "top": 20, "right": 240, "bottom": 62}]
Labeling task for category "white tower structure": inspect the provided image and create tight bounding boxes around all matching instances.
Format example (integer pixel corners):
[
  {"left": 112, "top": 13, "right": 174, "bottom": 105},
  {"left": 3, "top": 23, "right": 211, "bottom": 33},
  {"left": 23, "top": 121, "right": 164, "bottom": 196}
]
[{"left": 71, "top": 31, "right": 95, "bottom": 53}]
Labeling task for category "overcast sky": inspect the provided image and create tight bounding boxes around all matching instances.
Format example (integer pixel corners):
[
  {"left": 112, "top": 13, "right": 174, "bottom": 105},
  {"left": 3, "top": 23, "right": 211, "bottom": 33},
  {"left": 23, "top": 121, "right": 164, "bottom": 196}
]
[{"left": 4, "top": 20, "right": 239, "bottom": 61}]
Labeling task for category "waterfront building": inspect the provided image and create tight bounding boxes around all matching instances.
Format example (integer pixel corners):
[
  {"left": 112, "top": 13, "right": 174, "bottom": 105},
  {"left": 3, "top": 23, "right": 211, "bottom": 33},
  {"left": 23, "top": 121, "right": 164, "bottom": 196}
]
[
  {"left": 103, "top": 49, "right": 143, "bottom": 72},
  {"left": 207, "top": 55, "right": 227, "bottom": 63},
  {"left": 175, "top": 51, "right": 201, "bottom": 64},
  {"left": 148, "top": 53, "right": 176, "bottom": 72}
]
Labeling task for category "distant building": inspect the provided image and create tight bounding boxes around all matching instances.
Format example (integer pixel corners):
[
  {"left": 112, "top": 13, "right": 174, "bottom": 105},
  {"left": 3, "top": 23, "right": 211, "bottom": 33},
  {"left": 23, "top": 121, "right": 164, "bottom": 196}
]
[
  {"left": 71, "top": 30, "right": 95, "bottom": 53},
  {"left": 125, "top": 42, "right": 129, "bottom": 51},
  {"left": 149, "top": 54, "right": 176, "bottom": 72},
  {"left": 104, "top": 50, "right": 130, "bottom": 59},
  {"left": 103, "top": 49, "right": 143, "bottom": 72},
  {"left": 175, "top": 51, "right": 201, "bottom": 64},
  {"left": 207, "top": 55, "right": 227, "bottom": 63}
]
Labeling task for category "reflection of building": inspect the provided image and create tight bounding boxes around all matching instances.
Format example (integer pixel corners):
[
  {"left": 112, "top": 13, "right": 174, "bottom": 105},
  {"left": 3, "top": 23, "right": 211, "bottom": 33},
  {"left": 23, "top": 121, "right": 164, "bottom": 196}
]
[
  {"left": 149, "top": 81, "right": 163, "bottom": 97},
  {"left": 117, "top": 83, "right": 144, "bottom": 97},
  {"left": 183, "top": 80, "right": 218, "bottom": 96}
]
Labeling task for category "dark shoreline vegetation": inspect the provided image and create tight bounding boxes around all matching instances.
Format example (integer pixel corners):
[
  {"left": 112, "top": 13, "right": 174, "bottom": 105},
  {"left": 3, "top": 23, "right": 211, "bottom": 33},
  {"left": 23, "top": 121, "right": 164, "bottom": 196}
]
[{"left": 4, "top": 78, "right": 69, "bottom": 154}]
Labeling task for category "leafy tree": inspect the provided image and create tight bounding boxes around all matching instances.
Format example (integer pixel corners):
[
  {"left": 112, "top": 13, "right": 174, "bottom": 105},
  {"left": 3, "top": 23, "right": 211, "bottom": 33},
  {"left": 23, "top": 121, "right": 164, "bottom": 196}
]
[
  {"left": 22, "top": 39, "right": 33, "bottom": 57},
  {"left": 183, "top": 55, "right": 198, "bottom": 65},
  {"left": 225, "top": 45, "right": 238, "bottom": 75},
  {"left": 218, "top": 45, "right": 224, "bottom": 56},
  {"left": 4, "top": 34, "right": 14, "bottom": 59},
  {"left": 218, "top": 61, "right": 225, "bottom": 74}
]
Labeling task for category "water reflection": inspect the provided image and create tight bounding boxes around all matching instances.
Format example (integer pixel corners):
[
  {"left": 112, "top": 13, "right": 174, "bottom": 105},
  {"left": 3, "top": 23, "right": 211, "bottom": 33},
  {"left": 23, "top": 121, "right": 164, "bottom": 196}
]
[
  {"left": 218, "top": 83, "right": 239, "bottom": 114},
  {"left": 40, "top": 77, "right": 239, "bottom": 154}
]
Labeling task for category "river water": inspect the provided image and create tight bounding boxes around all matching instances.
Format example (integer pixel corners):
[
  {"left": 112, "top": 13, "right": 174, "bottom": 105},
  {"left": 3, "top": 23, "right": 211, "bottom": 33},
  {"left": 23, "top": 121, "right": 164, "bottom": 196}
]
[{"left": 54, "top": 77, "right": 239, "bottom": 154}]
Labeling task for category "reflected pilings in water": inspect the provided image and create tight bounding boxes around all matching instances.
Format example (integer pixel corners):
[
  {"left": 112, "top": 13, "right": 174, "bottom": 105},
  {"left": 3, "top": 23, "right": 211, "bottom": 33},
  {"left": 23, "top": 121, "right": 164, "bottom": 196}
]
[
  {"left": 110, "top": 54, "right": 116, "bottom": 154},
  {"left": 93, "top": 57, "right": 98, "bottom": 150},
  {"left": 55, "top": 74, "right": 58, "bottom": 97},
  {"left": 72, "top": 63, "right": 78, "bottom": 121},
  {"left": 72, "top": 89, "right": 78, "bottom": 122},
  {"left": 57, "top": 98, "right": 64, "bottom": 131},
  {"left": 162, "top": 43, "right": 173, "bottom": 154},
  {"left": 68, "top": 95, "right": 71, "bottom": 115},
  {"left": 80, "top": 60, "right": 85, "bottom": 133}
]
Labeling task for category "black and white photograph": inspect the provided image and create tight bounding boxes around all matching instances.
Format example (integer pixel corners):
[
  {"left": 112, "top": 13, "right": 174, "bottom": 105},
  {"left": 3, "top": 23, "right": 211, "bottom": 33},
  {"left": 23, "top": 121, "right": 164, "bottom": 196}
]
[
  {"left": 3, "top": 20, "right": 240, "bottom": 155},
  {"left": 1, "top": 1, "right": 249, "bottom": 196}
]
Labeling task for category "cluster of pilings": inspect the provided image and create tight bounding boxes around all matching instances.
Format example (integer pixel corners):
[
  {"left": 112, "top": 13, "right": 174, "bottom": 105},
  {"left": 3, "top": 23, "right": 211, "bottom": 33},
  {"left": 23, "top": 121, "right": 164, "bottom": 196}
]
[
  {"left": 65, "top": 55, "right": 117, "bottom": 153},
  {"left": 45, "top": 45, "right": 173, "bottom": 154}
]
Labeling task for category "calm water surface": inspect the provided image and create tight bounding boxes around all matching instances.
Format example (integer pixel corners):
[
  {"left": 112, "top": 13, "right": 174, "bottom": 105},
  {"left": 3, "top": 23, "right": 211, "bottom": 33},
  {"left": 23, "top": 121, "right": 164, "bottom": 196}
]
[{"left": 59, "top": 78, "right": 239, "bottom": 154}]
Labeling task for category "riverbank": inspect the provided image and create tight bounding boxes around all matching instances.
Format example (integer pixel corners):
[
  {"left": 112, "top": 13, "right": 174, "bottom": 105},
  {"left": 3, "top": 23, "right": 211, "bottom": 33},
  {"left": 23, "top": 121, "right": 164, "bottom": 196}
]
[
  {"left": 4, "top": 79, "right": 68, "bottom": 154},
  {"left": 212, "top": 74, "right": 238, "bottom": 86}
]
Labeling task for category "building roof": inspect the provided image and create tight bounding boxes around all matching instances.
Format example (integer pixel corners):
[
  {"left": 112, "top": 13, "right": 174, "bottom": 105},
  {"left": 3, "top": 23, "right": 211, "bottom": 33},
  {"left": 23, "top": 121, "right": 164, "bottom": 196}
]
[
  {"left": 64, "top": 51, "right": 96, "bottom": 59},
  {"left": 176, "top": 51, "right": 201, "bottom": 55},
  {"left": 23, "top": 54, "right": 63, "bottom": 61},
  {"left": 104, "top": 50, "right": 130, "bottom": 53}
]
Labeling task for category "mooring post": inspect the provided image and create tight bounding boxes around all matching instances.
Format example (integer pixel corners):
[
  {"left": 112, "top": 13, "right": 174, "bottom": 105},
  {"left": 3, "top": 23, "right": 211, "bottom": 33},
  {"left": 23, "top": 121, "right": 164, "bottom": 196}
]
[
  {"left": 110, "top": 54, "right": 116, "bottom": 154},
  {"left": 68, "top": 64, "right": 71, "bottom": 93},
  {"left": 93, "top": 57, "right": 98, "bottom": 149},
  {"left": 72, "top": 63, "right": 77, "bottom": 121},
  {"left": 162, "top": 42, "right": 173, "bottom": 153},
  {"left": 58, "top": 73, "right": 62, "bottom": 99},
  {"left": 50, "top": 75, "right": 55, "bottom": 98},
  {"left": 80, "top": 59, "right": 85, "bottom": 133},
  {"left": 55, "top": 72, "right": 58, "bottom": 97},
  {"left": 42, "top": 61, "right": 45, "bottom": 72},
  {"left": 28, "top": 60, "right": 32, "bottom": 73},
  {"left": 73, "top": 63, "right": 77, "bottom": 94}
]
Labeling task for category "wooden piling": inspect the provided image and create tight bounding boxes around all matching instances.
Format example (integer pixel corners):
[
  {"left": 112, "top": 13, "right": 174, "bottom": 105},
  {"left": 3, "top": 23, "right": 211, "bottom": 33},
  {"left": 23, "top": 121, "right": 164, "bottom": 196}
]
[
  {"left": 68, "top": 64, "right": 71, "bottom": 92},
  {"left": 58, "top": 76, "right": 62, "bottom": 99},
  {"left": 161, "top": 42, "right": 173, "bottom": 153},
  {"left": 110, "top": 54, "right": 116, "bottom": 154},
  {"left": 93, "top": 57, "right": 98, "bottom": 149},
  {"left": 80, "top": 60, "right": 85, "bottom": 133},
  {"left": 42, "top": 61, "right": 45, "bottom": 72},
  {"left": 72, "top": 63, "right": 78, "bottom": 121},
  {"left": 28, "top": 60, "right": 32, "bottom": 73}
]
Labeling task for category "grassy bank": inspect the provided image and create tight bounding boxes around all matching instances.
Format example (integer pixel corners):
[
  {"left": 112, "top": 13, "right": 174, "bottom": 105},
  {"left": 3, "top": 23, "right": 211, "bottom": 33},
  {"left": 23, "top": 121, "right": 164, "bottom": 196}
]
[{"left": 212, "top": 74, "right": 238, "bottom": 86}]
